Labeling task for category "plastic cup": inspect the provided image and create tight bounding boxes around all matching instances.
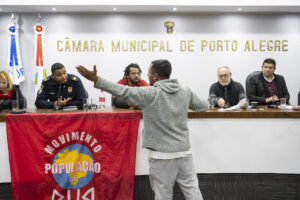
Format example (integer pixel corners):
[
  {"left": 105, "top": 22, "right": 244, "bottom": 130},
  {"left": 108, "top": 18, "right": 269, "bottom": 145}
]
[
  {"left": 280, "top": 98, "right": 286, "bottom": 109},
  {"left": 251, "top": 101, "right": 258, "bottom": 109},
  {"left": 83, "top": 98, "right": 89, "bottom": 111}
]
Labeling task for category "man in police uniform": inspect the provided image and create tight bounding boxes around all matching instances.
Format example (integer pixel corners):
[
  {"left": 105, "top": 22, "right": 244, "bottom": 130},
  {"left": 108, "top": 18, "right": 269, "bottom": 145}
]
[{"left": 35, "top": 63, "right": 86, "bottom": 109}]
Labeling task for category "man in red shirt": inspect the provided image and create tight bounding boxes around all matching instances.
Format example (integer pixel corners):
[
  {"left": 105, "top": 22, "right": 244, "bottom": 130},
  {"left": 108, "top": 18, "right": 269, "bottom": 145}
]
[{"left": 112, "top": 63, "right": 149, "bottom": 108}]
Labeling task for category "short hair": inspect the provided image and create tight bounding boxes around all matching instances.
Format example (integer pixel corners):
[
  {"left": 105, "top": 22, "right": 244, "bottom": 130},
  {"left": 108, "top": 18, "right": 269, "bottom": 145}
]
[
  {"left": 150, "top": 59, "right": 172, "bottom": 79},
  {"left": 51, "top": 63, "right": 65, "bottom": 74},
  {"left": 217, "top": 66, "right": 231, "bottom": 74},
  {"left": 0, "top": 70, "right": 13, "bottom": 90},
  {"left": 262, "top": 58, "right": 276, "bottom": 68},
  {"left": 123, "top": 63, "right": 141, "bottom": 79}
]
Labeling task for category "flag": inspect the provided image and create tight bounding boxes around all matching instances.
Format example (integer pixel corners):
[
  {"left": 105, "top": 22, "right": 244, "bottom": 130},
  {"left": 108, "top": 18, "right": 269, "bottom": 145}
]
[
  {"left": 6, "top": 112, "right": 140, "bottom": 200},
  {"left": 34, "top": 23, "right": 47, "bottom": 94},
  {"left": 7, "top": 23, "right": 25, "bottom": 85}
]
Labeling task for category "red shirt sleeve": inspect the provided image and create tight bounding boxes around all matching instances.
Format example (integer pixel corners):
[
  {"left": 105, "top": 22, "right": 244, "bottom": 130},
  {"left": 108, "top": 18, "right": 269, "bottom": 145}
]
[{"left": 138, "top": 79, "right": 149, "bottom": 86}]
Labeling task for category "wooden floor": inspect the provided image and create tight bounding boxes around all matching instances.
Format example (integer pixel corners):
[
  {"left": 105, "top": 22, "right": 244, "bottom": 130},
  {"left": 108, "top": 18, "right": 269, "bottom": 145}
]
[{"left": 1, "top": 174, "right": 300, "bottom": 200}]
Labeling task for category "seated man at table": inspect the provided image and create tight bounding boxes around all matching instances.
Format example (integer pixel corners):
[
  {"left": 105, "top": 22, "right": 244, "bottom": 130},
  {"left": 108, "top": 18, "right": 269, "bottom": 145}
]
[
  {"left": 209, "top": 66, "right": 247, "bottom": 108},
  {"left": 35, "top": 62, "right": 86, "bottom": 109},
  {"left": 246, "top": 58, "right": 290, "bottom": 105},
  {"left": 112, "top": 63, "right": 149, "bottom": 109}
]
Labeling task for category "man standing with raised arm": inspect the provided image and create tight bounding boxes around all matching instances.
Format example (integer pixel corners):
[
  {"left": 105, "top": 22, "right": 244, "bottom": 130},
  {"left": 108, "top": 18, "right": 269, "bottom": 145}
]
[{"left": 76, "top": 59, "right": 208, "bottom": 200}]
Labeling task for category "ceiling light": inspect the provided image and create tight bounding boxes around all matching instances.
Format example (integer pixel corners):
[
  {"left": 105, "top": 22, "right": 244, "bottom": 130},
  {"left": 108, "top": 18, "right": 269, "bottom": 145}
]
[
  {"left": 237, "top": 8, "right": 242, "bottom": 11},
  {"left": 172, "top": 7, "right": 177, "bottom": 11},
  {"left": 52, "top": 8, "right": 56, "bottom": 11},
  {"left": 0, "top": 8, "right": 2, "bottom": 11},
  {"left": 113, "top": 8, "right": 117, "bottom": 11}
]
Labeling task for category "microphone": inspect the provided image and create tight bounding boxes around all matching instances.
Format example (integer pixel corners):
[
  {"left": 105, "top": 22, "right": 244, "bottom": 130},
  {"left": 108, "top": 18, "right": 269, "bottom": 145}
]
[
  {"left": 54, "top": 84, "right": 62, "bottom": 110},
  {"left": 15, "top": 85, "right": 20, "bottom": 110}
]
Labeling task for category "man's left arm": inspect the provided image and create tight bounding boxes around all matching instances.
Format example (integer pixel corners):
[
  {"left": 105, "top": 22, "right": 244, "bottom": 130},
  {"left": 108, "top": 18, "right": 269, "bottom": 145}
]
[
  {"left": 188, "top": 88, "right": 208, "bottom": 112},
  {"left": 76, "top": 65, "right": 153, "bottom": 107},
  {"left": 95, "top": 77, "right": 154, "bottom": 108},
  {"left": 66, "top": 78, "right": 86, "bottom": 107},
  {"left": 208, "top": 84, "right": 220, "bottom": 107}
]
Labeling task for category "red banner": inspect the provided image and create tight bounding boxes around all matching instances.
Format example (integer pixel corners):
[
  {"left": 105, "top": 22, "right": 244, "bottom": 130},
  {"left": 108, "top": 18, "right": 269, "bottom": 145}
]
[{"left": 6, "top": 112, "right": 140, "bottom": 200}]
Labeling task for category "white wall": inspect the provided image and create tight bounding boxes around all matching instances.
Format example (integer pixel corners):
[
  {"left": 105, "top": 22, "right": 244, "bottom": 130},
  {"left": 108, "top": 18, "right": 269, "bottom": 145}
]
[{"left": 0, "top": 13, "right": 300, "bottom": 108}]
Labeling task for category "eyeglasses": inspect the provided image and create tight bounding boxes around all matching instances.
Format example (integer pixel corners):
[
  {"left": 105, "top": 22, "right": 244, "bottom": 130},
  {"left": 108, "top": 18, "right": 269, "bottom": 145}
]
[{"left": 218, "top": 74, "right": 229, "bottom": 78}]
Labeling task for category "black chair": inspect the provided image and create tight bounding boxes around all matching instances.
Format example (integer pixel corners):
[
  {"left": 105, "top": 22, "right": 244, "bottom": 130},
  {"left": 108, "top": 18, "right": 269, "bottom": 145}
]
[
  {"left": 23, "top": 96, "right": 27, "bottom": 109},
  {"left": 245, "top": 71, "right": 260, "bottom": 101},
  {"left": 85, "top": 90, "right": 89, "bottom": 99}
]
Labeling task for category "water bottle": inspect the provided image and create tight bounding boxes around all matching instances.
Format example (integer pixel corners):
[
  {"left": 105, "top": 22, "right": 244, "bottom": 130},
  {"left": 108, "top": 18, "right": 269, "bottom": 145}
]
[{"left": 99, "top": 90, "right": 106, "bottom": 111}]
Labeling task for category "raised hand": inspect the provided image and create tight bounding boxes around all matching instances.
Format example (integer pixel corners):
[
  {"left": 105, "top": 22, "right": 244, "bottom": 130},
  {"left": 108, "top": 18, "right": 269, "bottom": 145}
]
[{"left": 76, "top": 65, "right": 98, "bottom": 83}]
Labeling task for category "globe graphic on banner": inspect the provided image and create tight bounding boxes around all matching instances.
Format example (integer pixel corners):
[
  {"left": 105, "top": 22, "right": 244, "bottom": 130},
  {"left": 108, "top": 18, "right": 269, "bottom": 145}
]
[{"left": 52, "top": 144, "right": 94, "bottom": 189}]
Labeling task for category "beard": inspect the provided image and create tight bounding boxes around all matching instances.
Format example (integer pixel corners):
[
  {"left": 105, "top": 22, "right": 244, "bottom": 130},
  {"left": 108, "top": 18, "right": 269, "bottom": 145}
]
[
  {"left": 128, "top": 78, "right": 140, "bottom": 86},
  {"left": 219, "top": 80, "right": 231, "bottom": 86}
]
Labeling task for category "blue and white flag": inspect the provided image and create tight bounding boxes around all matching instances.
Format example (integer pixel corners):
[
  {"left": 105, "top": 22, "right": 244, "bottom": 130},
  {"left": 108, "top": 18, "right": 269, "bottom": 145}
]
[{"left": 7, "top": 23, "right": 25, "bottom": 85}]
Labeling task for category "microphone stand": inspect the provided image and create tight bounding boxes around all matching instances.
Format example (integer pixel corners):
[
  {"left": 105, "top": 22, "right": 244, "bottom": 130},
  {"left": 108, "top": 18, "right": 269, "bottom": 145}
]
[{"left": 11, "top": 85, "right": 26, "bottom": 114}]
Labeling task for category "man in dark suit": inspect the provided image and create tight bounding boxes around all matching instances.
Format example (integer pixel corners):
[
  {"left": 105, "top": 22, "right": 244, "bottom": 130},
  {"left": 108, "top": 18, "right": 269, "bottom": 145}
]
[{"left": 246, "top": 58, "right": 290, "bottom": 105}]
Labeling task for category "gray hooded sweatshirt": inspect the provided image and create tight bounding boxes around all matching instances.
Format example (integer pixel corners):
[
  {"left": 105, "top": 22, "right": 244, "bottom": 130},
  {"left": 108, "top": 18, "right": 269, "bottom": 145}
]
[{"left": 95, "top": 77, "right": 208, "bottom": 152}]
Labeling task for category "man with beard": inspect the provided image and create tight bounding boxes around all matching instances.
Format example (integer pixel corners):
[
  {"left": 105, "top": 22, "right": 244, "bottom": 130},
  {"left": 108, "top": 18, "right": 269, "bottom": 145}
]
[
  {"left": 246, "top": 58, "right": 290, "bottom": 105},
  {"left": 112, "top": 63, "right": 149, "bottom": 109},
  {"left": 35, "top": 62, "right": 86, "bottom": 109},
  {"left": 209, "top": 66, "right": 247, "bottom": 108}
]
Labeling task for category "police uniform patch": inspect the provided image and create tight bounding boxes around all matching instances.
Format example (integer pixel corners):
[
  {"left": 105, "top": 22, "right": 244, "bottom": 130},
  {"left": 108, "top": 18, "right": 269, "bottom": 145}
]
[
  {"left": 72, "top": 77, "right": 77, "bottom": 81},
  {"left": 43, "top": 77, "right": 48, "bottom": 81},
  {"left": 68, "top": 87, "right": 72, "bottom": 93}
]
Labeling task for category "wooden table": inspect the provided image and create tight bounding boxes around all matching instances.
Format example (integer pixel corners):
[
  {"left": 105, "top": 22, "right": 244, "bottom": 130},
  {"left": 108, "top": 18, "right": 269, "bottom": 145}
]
[{"left": 1, "top": 107, "right": 300, "bottom": 183}]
